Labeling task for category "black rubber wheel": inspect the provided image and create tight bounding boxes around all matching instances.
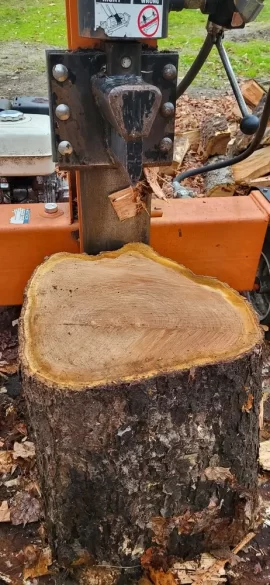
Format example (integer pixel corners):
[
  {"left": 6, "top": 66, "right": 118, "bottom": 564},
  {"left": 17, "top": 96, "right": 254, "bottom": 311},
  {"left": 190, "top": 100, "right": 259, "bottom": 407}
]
[{"left": 247, "top": 250, "right": 270, "bottom": 326}]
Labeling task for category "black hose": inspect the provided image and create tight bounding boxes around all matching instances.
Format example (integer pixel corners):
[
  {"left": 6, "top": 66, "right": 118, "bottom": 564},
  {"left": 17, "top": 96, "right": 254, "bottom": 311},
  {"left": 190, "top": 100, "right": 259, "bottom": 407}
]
[
  {"left": 176, "top": 33, "right": 214, "bottom": 99},
  {"left": 173, "top": 87, "right": 270, "bottom": 195}
]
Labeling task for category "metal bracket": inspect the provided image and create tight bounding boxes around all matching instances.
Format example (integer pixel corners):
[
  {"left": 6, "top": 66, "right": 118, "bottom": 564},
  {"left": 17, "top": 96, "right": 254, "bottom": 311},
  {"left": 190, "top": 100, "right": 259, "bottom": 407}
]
[{"left": 47, "top": 48, "right": 179, "bottom": 171}]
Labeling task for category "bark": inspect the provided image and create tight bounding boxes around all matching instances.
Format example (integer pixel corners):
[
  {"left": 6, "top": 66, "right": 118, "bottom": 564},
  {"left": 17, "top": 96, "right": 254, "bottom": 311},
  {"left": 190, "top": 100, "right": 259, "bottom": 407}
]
[
  {"left": 20, "top": 244, "right": 263, "bottom": 582},
  {"left": 200, "top": 115, "right": 231, "bottom": 160},
  {"left": 204, "top": 156, "right": 236, "bottom": 196}
]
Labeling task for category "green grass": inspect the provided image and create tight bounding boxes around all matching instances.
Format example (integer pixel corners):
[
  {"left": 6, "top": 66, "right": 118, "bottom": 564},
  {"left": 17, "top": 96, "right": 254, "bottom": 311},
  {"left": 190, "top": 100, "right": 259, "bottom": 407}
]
[{"left": 0, "top": 0, "right": 269, "bottom": 85}]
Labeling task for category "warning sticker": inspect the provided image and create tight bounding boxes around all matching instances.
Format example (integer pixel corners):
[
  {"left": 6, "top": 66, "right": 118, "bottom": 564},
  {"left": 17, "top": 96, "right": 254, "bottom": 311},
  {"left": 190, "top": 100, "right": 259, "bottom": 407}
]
[
  {"left": 10, "top": 208, "right": 31, "bottom": 225},
  {"left": 94, "top": 0, "right": 163, "bottom": 38},
  {"left": 138, "top": 5, "right": 159, "bottom": 36}
]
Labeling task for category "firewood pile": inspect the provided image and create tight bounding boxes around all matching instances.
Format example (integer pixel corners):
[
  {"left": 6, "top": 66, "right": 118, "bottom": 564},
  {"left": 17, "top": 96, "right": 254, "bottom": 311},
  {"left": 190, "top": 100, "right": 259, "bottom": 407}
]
[{"left": 143, "top": 82, "right": 270, "bottom": 201}]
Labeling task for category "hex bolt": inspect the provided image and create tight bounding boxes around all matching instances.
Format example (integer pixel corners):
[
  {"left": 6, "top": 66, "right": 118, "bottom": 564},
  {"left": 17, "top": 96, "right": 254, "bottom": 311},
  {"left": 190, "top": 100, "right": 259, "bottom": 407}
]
[
  {"left": 58, "top": 141, "right": 73, "bottom": 156},
  {"left": 161, "top": 102, "right": 175, "bottom": 118},
  {"left": 52, "top": 64, "right": 69, "bottom": 82},
  {"left": 163, "top": 64, "right": 177, "bottom": 81},
  {"left": 55, "top": 104, "right": 70, "bottom": 121},
  {"left": 159, "top": 137, "right": 173, "bottom": 153},
  {"left": 44, "top": 202, "right": 58, "bottom": 214}
]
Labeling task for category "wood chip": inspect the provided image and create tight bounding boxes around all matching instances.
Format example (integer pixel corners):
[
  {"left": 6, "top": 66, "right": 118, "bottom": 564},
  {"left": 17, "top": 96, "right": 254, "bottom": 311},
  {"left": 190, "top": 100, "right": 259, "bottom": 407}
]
[
  {"left": 173, "top": 135, "right": 190, "bottom": 165},
  {"left": 108, "top": 187, "right": 141, "bottom": 222},
  {"left": 260, "top": 439, "right": 270, "bottom": 471},
  {"left": 0, "top": 501, "right": 11, "bottom": 523},
  {"left": 144, "top": 168, "right": 166, "bottom": 200}
]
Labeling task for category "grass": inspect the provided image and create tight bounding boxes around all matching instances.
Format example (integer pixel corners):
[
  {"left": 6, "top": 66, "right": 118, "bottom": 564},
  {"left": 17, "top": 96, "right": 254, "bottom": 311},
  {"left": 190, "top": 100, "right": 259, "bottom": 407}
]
[{"left": 0, "top": 0, "right": 269, "bottom": 86}]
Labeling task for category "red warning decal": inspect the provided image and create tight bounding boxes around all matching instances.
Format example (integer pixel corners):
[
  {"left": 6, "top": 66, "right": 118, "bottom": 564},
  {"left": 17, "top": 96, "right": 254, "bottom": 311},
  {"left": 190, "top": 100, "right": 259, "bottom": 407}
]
[{"left": 138, "top": 5, "right": 159, "bottom": 37}]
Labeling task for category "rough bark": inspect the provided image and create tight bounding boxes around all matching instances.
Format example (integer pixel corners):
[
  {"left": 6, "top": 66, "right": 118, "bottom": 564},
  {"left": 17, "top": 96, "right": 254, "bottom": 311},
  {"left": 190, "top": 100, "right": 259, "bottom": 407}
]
[
  {"left": 20, "top": 244, "right": 263, "bottom": 582},
  {"left": 200, "top": 115, "right": 231, "bottom": 160},
  {"left": 204, "top": 156, "right": 236, "bottom": 196}
]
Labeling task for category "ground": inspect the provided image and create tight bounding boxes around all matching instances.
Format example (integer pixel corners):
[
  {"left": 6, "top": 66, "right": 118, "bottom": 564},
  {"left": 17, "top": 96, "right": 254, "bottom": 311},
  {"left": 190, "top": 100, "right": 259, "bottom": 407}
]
[{"left": 0, "top": 0, "right": 270, "bottom": 98}]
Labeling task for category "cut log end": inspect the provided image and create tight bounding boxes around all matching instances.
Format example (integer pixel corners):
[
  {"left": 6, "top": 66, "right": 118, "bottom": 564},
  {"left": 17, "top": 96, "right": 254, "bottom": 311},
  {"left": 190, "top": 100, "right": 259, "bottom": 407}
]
[{"left": 21, "top": 244, "right": 261, "bottom": 391}]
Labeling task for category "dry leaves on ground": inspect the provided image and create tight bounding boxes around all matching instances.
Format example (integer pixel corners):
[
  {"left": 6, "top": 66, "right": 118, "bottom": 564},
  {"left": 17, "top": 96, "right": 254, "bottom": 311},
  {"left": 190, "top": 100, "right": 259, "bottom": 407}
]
[
  {"left": 13, "top": 440, "right": 35, "bottom": 460},
  {"left": 10, "top": 490, "right": 42, "bottom": 526}
]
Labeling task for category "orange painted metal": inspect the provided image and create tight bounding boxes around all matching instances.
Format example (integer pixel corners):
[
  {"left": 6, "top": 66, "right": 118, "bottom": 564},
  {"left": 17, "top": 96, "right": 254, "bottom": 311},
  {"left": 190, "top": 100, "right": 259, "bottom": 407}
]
[
  {"left": 66, "top": 0, "right": 99, "bottom": 49},
  {"left": 150, "top": 192, "right": 269, "bottom": 291},
  {"left": 0, "top": 204, "right": 79, "bottom": 305}
]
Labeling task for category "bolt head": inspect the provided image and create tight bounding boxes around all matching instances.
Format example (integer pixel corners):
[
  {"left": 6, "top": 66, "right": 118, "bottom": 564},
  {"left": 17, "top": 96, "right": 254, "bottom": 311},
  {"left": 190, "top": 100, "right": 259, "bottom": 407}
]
[
  {"left": 121, "top": 56, "right": 132, "bottom": 69},
  {"left": 55, "top": 104, "right": 70, "bottom": 121},
  {"left": 159, "top": 137, "right": 173, "bottom": 153},
  {"left": 44, "top": 202, "right": 58, "bottom": 214},
  {"left": 52, "top": 64, "right": 69, "bottom": 83},
  {"left": 58, "top": 141, "right": 73, "bottom": 156},
  {"left": 163, "top": 64, "right": 177, "bottom": 81},
  {"left": 161, "top": 102, "right": 175, "bottom": 118}
]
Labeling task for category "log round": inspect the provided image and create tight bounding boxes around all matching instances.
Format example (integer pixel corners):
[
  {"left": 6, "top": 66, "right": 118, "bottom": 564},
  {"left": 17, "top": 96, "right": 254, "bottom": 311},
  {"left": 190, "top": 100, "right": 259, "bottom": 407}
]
[{"left": 20, "top": 244, "right": 263, "bottom": 579}]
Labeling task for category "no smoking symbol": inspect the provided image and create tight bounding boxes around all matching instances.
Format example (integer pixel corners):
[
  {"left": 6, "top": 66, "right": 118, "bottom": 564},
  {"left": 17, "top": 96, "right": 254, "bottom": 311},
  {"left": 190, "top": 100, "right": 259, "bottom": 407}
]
[{"left": 138, "top": 5, "right": 159, "bottom": 37}]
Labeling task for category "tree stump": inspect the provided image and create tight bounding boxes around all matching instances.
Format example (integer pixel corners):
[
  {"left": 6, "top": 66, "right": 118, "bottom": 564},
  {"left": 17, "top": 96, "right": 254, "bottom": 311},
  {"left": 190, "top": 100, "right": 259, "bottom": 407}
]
[{"left": 20, "top": 244, "right": 263, "bottom": 580}]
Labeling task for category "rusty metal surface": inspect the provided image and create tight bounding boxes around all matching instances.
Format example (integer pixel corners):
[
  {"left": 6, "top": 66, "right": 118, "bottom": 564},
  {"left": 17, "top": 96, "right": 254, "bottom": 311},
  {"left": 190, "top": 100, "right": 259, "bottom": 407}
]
[{"left": 47, "top": 50, "right": 111, "bottom": 168}]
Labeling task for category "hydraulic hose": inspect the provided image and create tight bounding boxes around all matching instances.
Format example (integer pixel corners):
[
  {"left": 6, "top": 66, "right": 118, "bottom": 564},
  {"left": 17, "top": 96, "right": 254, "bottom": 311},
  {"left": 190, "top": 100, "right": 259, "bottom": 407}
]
[
  {"left": 173, "top": 87, "right": 270, "bottom": 195},
  {"left": 176, "top": 32, "right": 214, "bottom": 99}
]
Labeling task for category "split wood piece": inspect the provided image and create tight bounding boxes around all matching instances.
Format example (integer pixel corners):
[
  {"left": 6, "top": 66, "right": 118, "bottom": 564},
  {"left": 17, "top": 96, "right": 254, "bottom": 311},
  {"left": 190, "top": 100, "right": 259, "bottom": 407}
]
[
  {"left": 241, "top": 175, "right": 270, "bottom": 189},
  {"left": 108, "top": 186, "right": 144, "bottom": 222},
  {"left": 229, "top": 127, "right": 270, "bottom": 156},
  {"left": 144, "top": 167, "right": 166, "bottom": 200},
  {"left": 200, "top": 115, "right": 231, "bottom": 160},
  {"left": 173, "top": 135, "right": 190, "bottom": 165},
  {"left": 233, "top": 145, "right": 270, "bottom": 184},
  {"left": 240, "top": 79, "right": 266, "bottom": 109},
  {"left": 204, "top": 156, "right": 236, "bottom": 197},
  {"left": 20, "top": 244, "right": 263, "bottom": 579}
]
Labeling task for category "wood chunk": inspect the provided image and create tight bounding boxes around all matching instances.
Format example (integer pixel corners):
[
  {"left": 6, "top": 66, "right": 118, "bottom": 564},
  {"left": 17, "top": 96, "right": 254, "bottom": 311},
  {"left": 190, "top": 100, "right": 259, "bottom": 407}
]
[
  {"left": 205, "top": 157, "right": 236, "bottom": 197},
  {"left": 200, "top": 115, "right": 231, "bottom": 160},
  {"left": 20, "top": 244, "right": 263, "bottom": 571},
  {"left": 240, "top": 79, "right": 266, "bottom": 109},
  {"left": 233, "top": 145, "right": 270, "bottom": 183},
  {"left": 109, "top": 187, "right": 139, "bottom": 222}
]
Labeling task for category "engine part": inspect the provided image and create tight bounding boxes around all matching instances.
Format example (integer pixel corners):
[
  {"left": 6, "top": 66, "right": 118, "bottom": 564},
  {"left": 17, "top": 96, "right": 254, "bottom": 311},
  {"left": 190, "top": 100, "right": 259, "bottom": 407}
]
[{"left": 0, "top": 111, "right": 55, "bottom": 176}]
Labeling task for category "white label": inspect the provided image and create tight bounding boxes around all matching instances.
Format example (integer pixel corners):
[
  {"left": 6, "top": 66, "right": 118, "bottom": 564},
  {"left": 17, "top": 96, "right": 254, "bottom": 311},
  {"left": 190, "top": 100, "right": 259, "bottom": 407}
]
[
  {"left": 10, "top": 208, "right": 31, "bottom": 225},
  {"left": 95, "top": 0, "right": 163, "bottom": 38}
]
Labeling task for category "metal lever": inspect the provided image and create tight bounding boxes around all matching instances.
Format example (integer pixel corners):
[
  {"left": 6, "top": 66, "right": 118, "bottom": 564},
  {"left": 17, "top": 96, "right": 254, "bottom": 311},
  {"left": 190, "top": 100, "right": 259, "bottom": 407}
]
[{"left": 215, "top": 35, "right": 260, "bottom": 136}]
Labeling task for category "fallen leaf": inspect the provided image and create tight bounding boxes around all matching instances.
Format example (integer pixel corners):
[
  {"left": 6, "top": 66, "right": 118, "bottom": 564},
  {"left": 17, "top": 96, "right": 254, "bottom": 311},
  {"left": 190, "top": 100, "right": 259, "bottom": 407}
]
[
  {"left": 10, "top": 491, "right": 42, "bottom": 525},
  {"left": 0, "top": 451, "right": 14, "bottom": 474},
  {"left": 13, "top": 441, "right": 35, "bottom": 460},
  {"left": 23, "top": 546, "right": 53, "bottom": 580},
  {"left": 0, "top": 501, "right": 11, "bottom": 522},
  {"left": 203, "top": 467, "right": 235, "bottom": 484},
  {"left": 149, "top": 569, "right": 176, "bottom": 585},
  {"left": 0, "top": 572, "right": 12, "bottom": 583}
]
